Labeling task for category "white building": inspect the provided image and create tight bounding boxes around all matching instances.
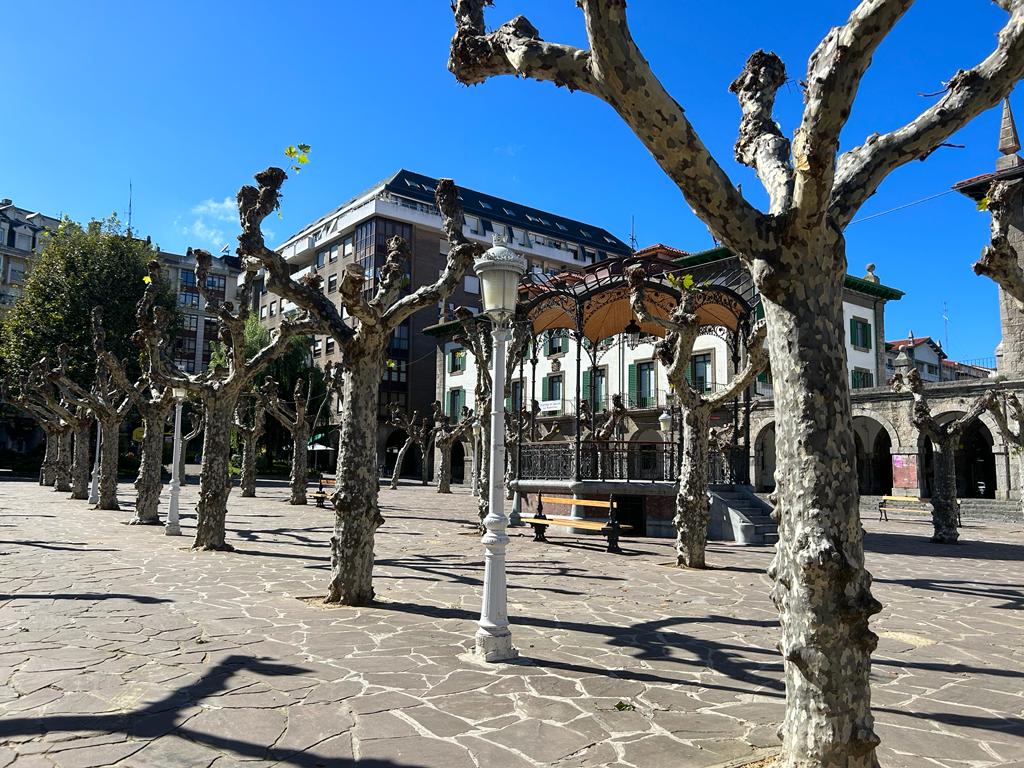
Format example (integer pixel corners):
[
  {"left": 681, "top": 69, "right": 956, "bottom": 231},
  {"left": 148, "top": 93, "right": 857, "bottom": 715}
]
[{"left": 0, "top": 199, "right": 60, "bottom": 313}]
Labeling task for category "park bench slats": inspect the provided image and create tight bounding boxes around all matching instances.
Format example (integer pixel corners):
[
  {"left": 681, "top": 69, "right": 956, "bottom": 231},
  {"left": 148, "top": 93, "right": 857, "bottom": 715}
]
[
  {"left": 523, "top": 495, "right": 628, "bottom": 554},
  {"left": 877, "top": 495, "right": 961, "bottom": 526}
]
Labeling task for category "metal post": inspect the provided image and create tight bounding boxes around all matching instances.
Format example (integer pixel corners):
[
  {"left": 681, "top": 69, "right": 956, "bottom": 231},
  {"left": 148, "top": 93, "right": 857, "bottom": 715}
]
[
  {"left": 511, "top": 350, "right": 525, "bottom": 526},
  {"left": 742, "top": 384, "right": 752, "bottom": 485},
  {"left": 476, "top": 323, "right": 517, "bottom": 662},
  {"left": 88, "top": 419, "right": 100, "bottom": 505},
  {"left": 573, "top": 310, "right": 583, "bottom": 482},
  {"left": 166, "top": 397, "right": 184, "bottom": 535},
  {"left": 530, "top": 348, "right": 538, "bottom": 441}
]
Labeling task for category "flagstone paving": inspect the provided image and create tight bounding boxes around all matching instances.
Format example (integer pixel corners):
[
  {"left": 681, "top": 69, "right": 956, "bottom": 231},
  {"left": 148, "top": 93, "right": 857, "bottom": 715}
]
[{"left": 0, "top": 476, "right": 1021, "bottom": 767}]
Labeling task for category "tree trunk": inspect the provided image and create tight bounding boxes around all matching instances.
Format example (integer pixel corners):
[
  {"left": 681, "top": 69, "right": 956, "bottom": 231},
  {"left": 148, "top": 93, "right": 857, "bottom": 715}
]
[
  {"left": 420, "top": 439, "right": 430, "bottom": 485},
  {"left": 676, "top": 405, "right": 711, "bottom": 569},
  {"left": 70, "top": 423, "right": 91, "bottom": 500},
  {"left": 930, "top": 442, "right": 960, "bottom": 544},
  {"left": 437, "top": 438, "right": 453, "bottom": 494},
  {"left": 133, "top": 406, "right": 170, "bottom": 525},
  {"left": 761, "top": 247, "right": 881, "bottom": 767},
  {"left": 327, "top": 356, "right": 384, "bottom": 605},
  {"left": 289, "top": 423, "right": 309, "bottom": 505},
  {"left": 390, "top": 438, "right": 413, "bottom": 490},
  {"left": 41, "top": 431, "right": 57, "bottom": 486},
  {"left": 239, "top": 430, "right": 259, "bottom": 497},
  {"left": 54, "top": 428, "right": 72, "bottom": 493},
  {"left": 193, "top": 397, "right": 236, "bottom": 551},
  {"left": 1018, "top": 450, "right": 1024, "bottom": 522},
  {"left": 96, "top": 418, "right": 121, "bottom": 511}
]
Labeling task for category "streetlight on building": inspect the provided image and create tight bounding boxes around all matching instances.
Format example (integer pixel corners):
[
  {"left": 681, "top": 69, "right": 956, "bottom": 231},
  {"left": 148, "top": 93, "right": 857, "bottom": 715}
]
[
  {"left": 473, "top": 234, "right": 526, "bottom": 663},
  {"left": 166, "top": 386, "right": 188, "bottom": 536},
  {"left": 623, "top": 317, "right": 642, "bottom": 350}
]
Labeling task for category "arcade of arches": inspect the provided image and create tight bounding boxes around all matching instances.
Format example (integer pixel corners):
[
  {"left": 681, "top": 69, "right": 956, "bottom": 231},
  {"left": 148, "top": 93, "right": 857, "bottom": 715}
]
[{"left": 750, "top": 383, "right": 1016, "bottom": 500}]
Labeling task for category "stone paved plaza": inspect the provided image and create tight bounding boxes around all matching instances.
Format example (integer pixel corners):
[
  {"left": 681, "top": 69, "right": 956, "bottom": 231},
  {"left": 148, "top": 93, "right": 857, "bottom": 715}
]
[{"left": 0, "top": 476, "right": 1021, "bottom": 768}]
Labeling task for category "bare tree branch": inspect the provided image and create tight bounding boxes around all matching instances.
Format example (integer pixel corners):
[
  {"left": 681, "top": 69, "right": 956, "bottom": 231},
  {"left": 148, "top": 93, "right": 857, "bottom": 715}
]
[
  {"left": 730, "top": 50, "right": 794, "bottom": 213},
  {"left": 708, "top": 322, "right": 769, "bottom": 407},
  {"left": 792, "top": 1, "right": 912, "bottom": 222},
  {"left": 831, "top": 4, "right": 1024, "bottom": 225},
  {"left": 450, "top": 0, "right": 769, "bottom": 255},
  {"left": 975, "top": 179, "right": 1024, "bottom": 307}
]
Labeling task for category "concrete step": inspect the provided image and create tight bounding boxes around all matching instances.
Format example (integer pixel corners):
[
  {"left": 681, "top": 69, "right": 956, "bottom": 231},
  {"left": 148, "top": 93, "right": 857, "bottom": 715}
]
[{"left": 762, "top": 532, "right": 779, "bottom": 545}]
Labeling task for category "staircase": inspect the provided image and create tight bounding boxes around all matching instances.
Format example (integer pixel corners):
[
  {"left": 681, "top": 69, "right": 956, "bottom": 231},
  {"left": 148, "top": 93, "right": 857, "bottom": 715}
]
[{"left": 710, "top": 487, "right": 778, "bottom": 545}]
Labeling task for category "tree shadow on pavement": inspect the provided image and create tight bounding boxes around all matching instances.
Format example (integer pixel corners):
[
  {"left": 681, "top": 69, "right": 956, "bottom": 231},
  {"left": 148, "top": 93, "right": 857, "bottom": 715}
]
[
  {"left": 0, "top": 592, "right": 171, "bottom": 604},
  {"left": 872, "top": 576, "right": 1024, "bottom": 610},
  {"left": 865, "top": 531, "right": 1024, "bottom": 561}
]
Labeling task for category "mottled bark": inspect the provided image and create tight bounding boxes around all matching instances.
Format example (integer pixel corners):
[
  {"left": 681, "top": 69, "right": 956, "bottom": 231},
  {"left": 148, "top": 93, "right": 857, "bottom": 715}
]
[
  {"left": 179, "top": 413, "right": 203, "bottom": 486},
  {"left": 976, "top": 179, "right": 1024, "bottom": 305},
  {"left": 387, "top": 405, "right": 435, "bottom": 488},
  {"left": 892, "top": 369, "right": 994, "bottom": 543},
  {"left": 761, "top": 255, "right": 881, "bottom": 765},
  {"left": 97, "top": 417, "right": 121, "bottom": 511},
  {"left": 54, "top": 427, "right": 72, "bottom": 493},
  {"left": 132, "top": 400, "right": 174, "bottom": 525},
  {"left": 70, "top": 420, "right": 91, "bottom": 500},
  {"left": 260, "top": 377, "right": 311, "bottom": 505},
  {"left": 677, "top": 407, "right": 712, "bottom": 568},
  {"left": 436, "top": 405, "right": 474, "bottom": 494},
  {"left": 390, "top": 438, "right": 415, "bottom": 490},
  {"left": 327, "top": 353, "right": 385, "bottom": 605},
  {"left": 234, "top": 397, "right": 265, "bottom": 498},
  {"left": 194, "top": 397, "right": 235, "bottom": 551},
  {"left": 41, "top": 430, "right": 58, "bottom": 486}
]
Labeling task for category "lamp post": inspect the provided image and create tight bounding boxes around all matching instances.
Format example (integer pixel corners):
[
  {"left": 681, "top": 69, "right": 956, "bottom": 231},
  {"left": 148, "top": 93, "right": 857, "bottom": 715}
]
[
  {"left": 166, "top": 386, "right": 188, "bottom": 536},
  {"left": 88, "top": 419, "right": 101, "bottom": 505},
  {"left": 473, "top": 234, "right": 526, "bottom": 663},
  {"left": 471, "top": 419, "right": 482, "bottom": 497}
]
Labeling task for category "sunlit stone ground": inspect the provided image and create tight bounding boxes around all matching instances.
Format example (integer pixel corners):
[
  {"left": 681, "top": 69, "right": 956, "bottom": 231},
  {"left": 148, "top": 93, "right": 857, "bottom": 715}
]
[{"left": 0, "top": 475, "right": 1021, "bottom": 767}]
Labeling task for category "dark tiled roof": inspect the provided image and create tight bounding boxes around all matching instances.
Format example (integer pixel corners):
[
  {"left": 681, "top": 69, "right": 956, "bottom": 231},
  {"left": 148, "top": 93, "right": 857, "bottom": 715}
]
[
  {"left": 384, "top": 170, "right": 632, "bottom": 255},
  {"left": 953, "top": 165, "right": 1024, "bottom": 200}
]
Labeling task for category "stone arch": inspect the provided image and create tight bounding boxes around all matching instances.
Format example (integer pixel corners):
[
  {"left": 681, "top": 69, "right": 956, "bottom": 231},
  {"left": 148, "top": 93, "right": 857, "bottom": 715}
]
[
  {"left": 450, "top": 438, "right": 466, "bottom": 484},
  {"left": 851, "top": 407, "right": 900, "bottom": 448},
  {"left": 852, "top": 414, "right": 895, "bottom": 495},
  {"left": 920, "top": 410, "right": 998, "bottom": 499},
  {"left": 629, "top": 428, "right": 664, "bottom": 479}
]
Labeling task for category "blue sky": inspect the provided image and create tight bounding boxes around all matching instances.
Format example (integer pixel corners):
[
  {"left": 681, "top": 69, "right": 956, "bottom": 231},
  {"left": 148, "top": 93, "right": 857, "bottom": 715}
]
[{"left": 3, "top": 1, "right": 1015, "bottom": 361}]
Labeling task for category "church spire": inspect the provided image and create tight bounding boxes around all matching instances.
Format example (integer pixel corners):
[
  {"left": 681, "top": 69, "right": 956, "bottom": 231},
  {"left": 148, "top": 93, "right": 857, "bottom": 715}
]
[{"left": 997, "top": 97, "right": 1023, "bottom": 170}]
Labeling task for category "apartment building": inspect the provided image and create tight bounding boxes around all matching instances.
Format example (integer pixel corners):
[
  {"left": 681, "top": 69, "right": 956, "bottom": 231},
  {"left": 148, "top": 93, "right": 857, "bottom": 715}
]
[
  {"left": 883, "top": 335, "right": 993, "bottom": 382},
  {"left": 0, "top": 199, "right": 60, "bottom": 313},
  {"left": 160, "top": 249, "right": 243, "bottom": 373},
  {"left": 256, "top": 169, "right": 632, "bottom": 472}
]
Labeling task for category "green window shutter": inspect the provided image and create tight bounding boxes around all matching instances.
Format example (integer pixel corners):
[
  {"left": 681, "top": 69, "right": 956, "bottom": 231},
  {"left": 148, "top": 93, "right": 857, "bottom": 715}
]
[
  {"left": 448, "top": 351, "right": 454, "bottom": 373},
  {"left": 627, "top": 363, "right": 638, "bottom": 408},
  {"left": 582, "top": 370, "right": 591, "bottom": 406},
  {"left": 544, "top": 335, "right": 552, "bottom": 356},
  {"left": 541, "top": 376, "right": 549, "bottom": 401},
  {"left": 850, "top": 318, "right": 858, "bottom": 347},
  {"left": 504, "top": 392, "right": 512, "bottom": 410},
  {"left": 864, "top": 323, "right": 872, "bottom": 350},
  {"left": 755, "top": 302, "right": 765, "bottom": 321}
]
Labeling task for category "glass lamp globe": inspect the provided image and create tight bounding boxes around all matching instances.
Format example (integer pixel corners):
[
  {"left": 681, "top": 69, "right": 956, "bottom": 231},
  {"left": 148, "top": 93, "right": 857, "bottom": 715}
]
[{"left": 474, "top": 235, "right": 527, "bottom": 323}]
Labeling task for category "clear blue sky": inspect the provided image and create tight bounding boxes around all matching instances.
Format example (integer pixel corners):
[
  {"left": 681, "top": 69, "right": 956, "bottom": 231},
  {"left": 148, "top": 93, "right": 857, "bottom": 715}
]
[{"left": 3, "top": 1, "right": 1014, "bottom": 362}]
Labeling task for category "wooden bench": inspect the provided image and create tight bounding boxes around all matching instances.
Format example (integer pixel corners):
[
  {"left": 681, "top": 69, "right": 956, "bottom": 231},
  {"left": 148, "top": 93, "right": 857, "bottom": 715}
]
[
  {"left": 520, "top": 495, "right": 631, "bottom": 554},
  {"left": 878, "top": 495, "right": 961, "bottom": 526},
  {"left": 311, "top": 475, "right": 336, "bottom": 508}
]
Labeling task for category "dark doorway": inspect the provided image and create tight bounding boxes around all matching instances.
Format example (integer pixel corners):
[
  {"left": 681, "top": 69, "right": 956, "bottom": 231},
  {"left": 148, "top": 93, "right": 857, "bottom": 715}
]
[
  {"left": 614, "top": 495, "right": 645, "bottom": 537},
  {"left": 957, "top": 421, "right": 996, "bottom": 499},
  {"left": 451, "top": 440, "right": 466, "bottom": 484},
  {"left": 872, "top": 429, "right": 893, "bottom": 495}
]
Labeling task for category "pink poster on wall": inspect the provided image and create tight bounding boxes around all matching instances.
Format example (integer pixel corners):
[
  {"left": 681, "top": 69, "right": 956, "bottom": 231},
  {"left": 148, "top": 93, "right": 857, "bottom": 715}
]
[{"left": 892, "top": 454, "right": 917, "bottom": 490}]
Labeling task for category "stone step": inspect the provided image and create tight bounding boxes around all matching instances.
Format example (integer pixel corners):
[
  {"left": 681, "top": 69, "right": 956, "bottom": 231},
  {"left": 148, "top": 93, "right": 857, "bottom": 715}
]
[{"left": 762, "top": 532, "right": 779, "bottom": 545}]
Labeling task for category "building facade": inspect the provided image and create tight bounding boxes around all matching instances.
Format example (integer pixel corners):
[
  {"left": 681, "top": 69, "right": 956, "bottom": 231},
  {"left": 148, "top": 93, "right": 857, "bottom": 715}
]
[
  {"left": 0, "top": 199, "right": 60, "bottom": 314},
  {"left": 257, "top": 169, "right": 632, "bottom": 474}
]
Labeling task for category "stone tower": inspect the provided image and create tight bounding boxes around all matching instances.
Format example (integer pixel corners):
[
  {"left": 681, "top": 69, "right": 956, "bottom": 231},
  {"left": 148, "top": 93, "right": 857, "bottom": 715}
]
[{"left": 955, "top": 98, "right": 1024, "bottom": 378}]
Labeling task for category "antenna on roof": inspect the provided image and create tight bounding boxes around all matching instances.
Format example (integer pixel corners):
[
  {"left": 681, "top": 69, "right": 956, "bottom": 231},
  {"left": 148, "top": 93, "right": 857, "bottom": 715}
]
[
  {"left": 629, "top": 216, "right": 638, "bottom": 252},
  {"left": 943, "top": 301, "right": 950, "bottom": 354},
  {"left": 220, "top": 244, "right": 231, "bottom": 255}
]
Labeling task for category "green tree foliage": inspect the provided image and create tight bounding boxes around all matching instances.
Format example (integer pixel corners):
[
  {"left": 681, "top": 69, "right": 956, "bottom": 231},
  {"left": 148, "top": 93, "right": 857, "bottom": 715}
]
[{"left": 1, "top": 216, "right": 174, "bottom": 387}]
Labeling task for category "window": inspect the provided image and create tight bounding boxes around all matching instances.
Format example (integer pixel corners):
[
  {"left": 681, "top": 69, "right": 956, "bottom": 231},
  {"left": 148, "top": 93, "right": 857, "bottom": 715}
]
[
  {"left": 329, "top": 243, "right": 339, "bottom": 263},
  {"left": 313, "top": 338, "right": 323, "bottom": 358},
  {"left": 328, "top": 274, "right": 338, "bottom": 293},
  {"left": 342, "top": 235, "right": 354, "bottom": 259},
  {"left": 379, "top": 390, "right": 408, "bottom": 419},
  {"left": 545, "top": 330, "right": 568, "bottom": 356},
  {"left": 449, "top": 347, "right": 466, "bottom": 373},
  {"left": 850, "top": 317, "right": 872, "bottom": 350},
  {"left": 174, "top": 357, "right": 196, "bottom": 373},
  {"left": 182, "top": 314, "right": 199, "bottom": 332},
  {"left": 464, "top": 275, "right": 480, "bottom": 294},
  {"left": 178, "top": 290, "right": 199, "bottom": 308},
  {"left": 926, "top": 363, "right": 939, "bottom": 376},
  {"left": 510, "top": 380, "right": 524, "bottom": 413},
  {"left": 383, "top": 359, "right": 407, "bottom": 384},
  {"left": 447, "top": 388, "right": 465, "bottom": 416},
  {"left": 687, "top": 353, "right": 713, "bottom": 392},
  {"left": 542, "top": 375, "right": 563, "bottom": 411},
  {"left": 326, "top": 338, "right": 335, "bottom": 355},
  {"left": 180, "top": 269, "right": 196, "bottom": 287},
  {"left": 583, "top": 367, "right": 607, "bottom": 412},
  {"left": 269, "top": 301, "right": 276, "bottom": 317},
  {"left": 260, "top": 305, "right": 268, "bottom": 319},
  {"left": 389, "top": 322, "right": 410, "bottom": 352},
  {"left": 852, "top": 368, "right": 875, "bottom": 389},
  {"left": 631, "top": 361, "right": 656, "bottom": 408}
]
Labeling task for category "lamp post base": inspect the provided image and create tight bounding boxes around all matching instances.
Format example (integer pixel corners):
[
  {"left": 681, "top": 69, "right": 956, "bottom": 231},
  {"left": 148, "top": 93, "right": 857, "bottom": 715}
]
[{"left": 475, "top": 631, "right": 518, "bottom": 663}]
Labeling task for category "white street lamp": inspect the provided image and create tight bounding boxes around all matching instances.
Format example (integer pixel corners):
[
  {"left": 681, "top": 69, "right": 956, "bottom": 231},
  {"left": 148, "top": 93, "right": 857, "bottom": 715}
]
[
  {"left": 166, "top": 386, "right": 188, "bottom": 536},
  {"left": 471, "top": 419, "right": 482, "bottom": 497},
  {"left": 473, "top": 234, "right": 526, "bottom": 663},
  {"left": 88, "top": 419, "right": 100, "bottom": 505},
  {"left": 658, "top": 409, "right": 673, "bottom": 436}
]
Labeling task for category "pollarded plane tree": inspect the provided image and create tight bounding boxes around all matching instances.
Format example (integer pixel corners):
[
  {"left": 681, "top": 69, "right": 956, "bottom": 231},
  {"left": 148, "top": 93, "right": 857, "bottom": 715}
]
[
  {"left": 628, "top": 265, "right": 767, "bottom": 568},
  {"left": 94, "top": 275, "right": 177, "bottom": 524},
  {"left": 891, "top": 369, "right": 996, "bottom": 543},
  {"left": 46, "top": 330, "right": 134, "bottom": 511},
  {"left": 387, "top": 405, "right": 435, "bottom": 489},
  {"left": 178, "top": 411, "right": 203, "bottom": 485},
  {"left": 260, "top": 376, "right": 314, "bottom": 505},
  {"left": 29, "top": 359, "right": 93, "bottom": 500},
  {"left": 449, "top": 3, "right": 1024, "bottom": 763},
  {"left": 434, "top": 402, "right": 475, "bottom": 494},
  {"left": 145, "top": 245, "right": 325, "bottom": 551},
  {"left": 233, "top": 394, "right": 266, "bottom": 498},
  {"left": 3, "top": 381, "right": 69, "bottom": 489},
  {"left": 237, "top": 168, "right": 480, "bottom": 606}
]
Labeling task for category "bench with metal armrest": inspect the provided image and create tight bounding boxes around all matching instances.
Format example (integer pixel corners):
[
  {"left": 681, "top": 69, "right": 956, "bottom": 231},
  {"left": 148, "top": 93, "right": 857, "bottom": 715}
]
[
  {"left": 310, "top": 475, "right": 337, "bottom": 508},
  {"left": 519, "top": 495, "right": 631, "bottom": 554},
  {"left": 877, "top": 495, "right": 960, "bottom": 526}
]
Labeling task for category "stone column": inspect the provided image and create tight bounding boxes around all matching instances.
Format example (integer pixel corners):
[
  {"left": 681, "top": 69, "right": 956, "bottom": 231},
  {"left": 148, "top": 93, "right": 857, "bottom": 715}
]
[{"left": 993, "top": 441, "right": 1012, "bottom": 500}]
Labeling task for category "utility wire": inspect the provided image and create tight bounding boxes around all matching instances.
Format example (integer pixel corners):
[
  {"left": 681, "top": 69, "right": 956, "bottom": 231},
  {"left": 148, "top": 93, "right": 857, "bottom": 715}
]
[{"left": 848, "top": 189, "right": 956, "bottom": 225}]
